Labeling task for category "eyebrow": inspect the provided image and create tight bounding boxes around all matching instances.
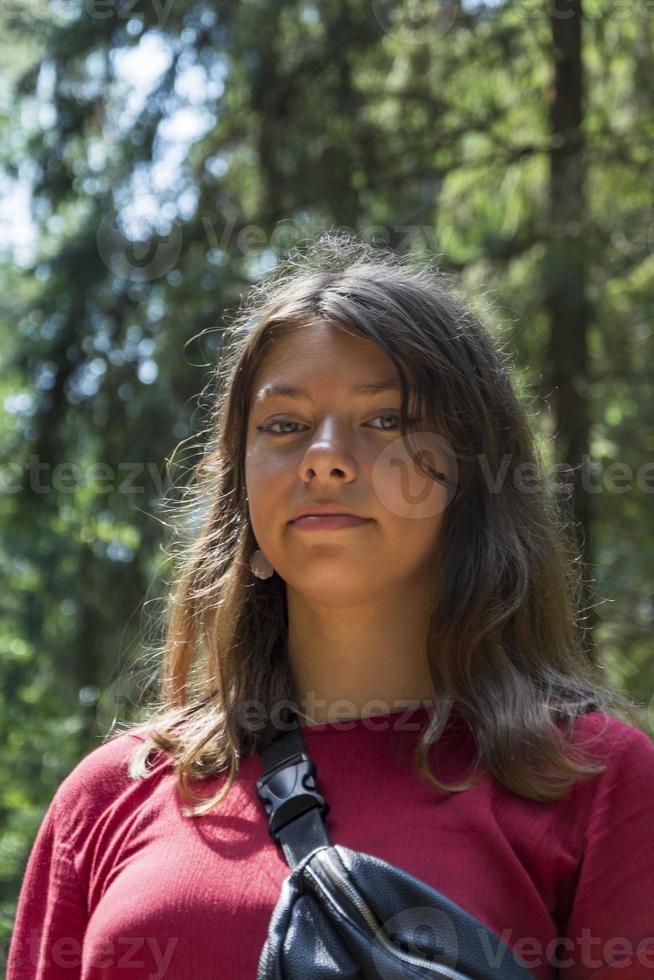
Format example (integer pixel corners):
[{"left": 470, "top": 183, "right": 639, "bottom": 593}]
[{"left": 254, "top": 379, "right": 414, "bottom": 404}]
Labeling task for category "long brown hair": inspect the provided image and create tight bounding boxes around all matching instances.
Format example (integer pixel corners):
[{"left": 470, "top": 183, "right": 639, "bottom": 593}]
[{"left": 111, "top": 232, "right": 646, "bottom": 816}]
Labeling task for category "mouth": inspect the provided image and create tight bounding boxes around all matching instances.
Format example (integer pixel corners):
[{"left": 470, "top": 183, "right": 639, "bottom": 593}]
[{"left": 290, "top": 515, "right": 372, "bottom": 530}]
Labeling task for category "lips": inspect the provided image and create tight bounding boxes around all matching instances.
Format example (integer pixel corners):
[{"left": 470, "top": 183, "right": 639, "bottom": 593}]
[
  {"left": 291, "top": 515, "right": 371, "bottom": 530},
  {"left": 289, "top": 505, "right": 366, "bottom": 522},
  {"left": 291, "top": 513, "right": 359, "bottom": 520}
]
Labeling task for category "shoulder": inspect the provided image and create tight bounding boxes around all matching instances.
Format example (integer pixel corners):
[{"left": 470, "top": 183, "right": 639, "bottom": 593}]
[
  {"left": 48, "top": 726, "right": 169, "bottom": 839},
  {"left": 58, "top": 726, "right": 153, "bottom": 791},
  {"left": 561, "top": 711, "right": 654, "bottom": 943},
  {"left": 567, "top": 709, "right": 654, "bottom": 804},
  {"left": 569, "top": 709, "right": 654, "bottom": 762}
]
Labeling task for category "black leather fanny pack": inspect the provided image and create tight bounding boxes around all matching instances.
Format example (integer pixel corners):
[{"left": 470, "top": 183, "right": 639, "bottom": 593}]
[{"left": 255, "top": 710, "right": 539, "bottom": 979}]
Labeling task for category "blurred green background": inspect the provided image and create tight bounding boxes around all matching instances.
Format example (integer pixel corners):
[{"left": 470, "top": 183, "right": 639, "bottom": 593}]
[{"left": 1, "top": 0, "right": 653, "bottom": 955}]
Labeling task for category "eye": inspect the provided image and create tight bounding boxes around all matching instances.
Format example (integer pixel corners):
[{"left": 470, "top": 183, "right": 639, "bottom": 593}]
[
  {"left": 256, "top": 419, "right": 305, "bottom": 435},
  {"left": 367, "top": 413, "right": 414, "bottom": 431},
  {"left": 256, "top": 413, "right": 418, "bottom": 436}
]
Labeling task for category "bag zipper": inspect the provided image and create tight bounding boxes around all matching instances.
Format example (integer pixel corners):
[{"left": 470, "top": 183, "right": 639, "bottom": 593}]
[{"left": 311, "top": 847, "right": 468, "bottom": 979}]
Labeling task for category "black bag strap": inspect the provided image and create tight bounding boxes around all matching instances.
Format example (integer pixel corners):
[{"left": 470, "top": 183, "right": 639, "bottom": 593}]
[
  {"left": 256, "top": 712, "right": 331, "bottom": 869},
  {"left": 256, "top": 698, "right": 602, "bottom": 869}
]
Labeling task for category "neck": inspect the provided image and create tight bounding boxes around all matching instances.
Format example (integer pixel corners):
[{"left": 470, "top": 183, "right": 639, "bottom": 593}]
[{"left": 285, "top": 581, "right": 437, "bottom": 725}]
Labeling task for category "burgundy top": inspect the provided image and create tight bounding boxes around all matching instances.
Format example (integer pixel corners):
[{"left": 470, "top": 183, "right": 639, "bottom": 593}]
[{"left": 7, "top": 704, "right": 654, "bottom": 979}]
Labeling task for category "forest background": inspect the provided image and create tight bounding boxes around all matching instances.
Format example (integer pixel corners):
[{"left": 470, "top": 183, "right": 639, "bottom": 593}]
[{"left": 1, "top": 0, "right": 653, "bottom": 953}]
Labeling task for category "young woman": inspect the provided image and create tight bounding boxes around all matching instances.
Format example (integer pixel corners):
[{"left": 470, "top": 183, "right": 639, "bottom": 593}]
[{"left": 8, "top": 233, "right": 654, "bottom": 979}]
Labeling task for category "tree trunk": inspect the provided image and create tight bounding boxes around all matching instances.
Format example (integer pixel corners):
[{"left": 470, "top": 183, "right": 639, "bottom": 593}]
[{"left": 545, "top": 0, "right": 598, "bottom": 657}]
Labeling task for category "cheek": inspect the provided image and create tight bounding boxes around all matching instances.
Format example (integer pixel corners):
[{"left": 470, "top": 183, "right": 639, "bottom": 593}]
[
  {"left": 245, "top": 447, "right": 291, "bottom": 519},
  {"left": 245, "top": 440, "right": 272, "bottom": 483},
  {"left": 371, "top": 441, "right": 451, "bottom": 523},
  {"left": 245, "top": 448, "right": 292, "bottom": 544},
  {"left": 393, "top": 507, "right": 444, "bottom": 545}
]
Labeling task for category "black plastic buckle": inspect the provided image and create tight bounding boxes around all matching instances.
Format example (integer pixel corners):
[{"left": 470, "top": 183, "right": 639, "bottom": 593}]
[{"left": 256, "top": 752, "right": 330, "bottom": 842}]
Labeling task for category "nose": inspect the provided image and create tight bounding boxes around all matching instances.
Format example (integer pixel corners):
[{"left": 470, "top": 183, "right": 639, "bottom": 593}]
[{"left": 297, "top": 417, "right": 358, "bottom": 481}]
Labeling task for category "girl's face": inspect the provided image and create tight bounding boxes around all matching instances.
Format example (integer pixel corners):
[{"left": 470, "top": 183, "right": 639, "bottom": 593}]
[{"left": 245, "top": 322, "right": 450, "bottom": 604}]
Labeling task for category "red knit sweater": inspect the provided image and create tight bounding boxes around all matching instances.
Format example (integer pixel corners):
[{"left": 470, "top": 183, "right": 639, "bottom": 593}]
[{"left": 7, "top": 704, "right": 654, "bottom": 979}]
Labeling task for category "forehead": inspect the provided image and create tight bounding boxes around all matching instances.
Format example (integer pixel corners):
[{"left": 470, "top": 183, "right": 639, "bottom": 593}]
[
  {"left": 253, "top": 378, "right": 407, "bottom": 409},
  {"left": 251, "top": 322, "right": 403, "bottom": 395}
]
